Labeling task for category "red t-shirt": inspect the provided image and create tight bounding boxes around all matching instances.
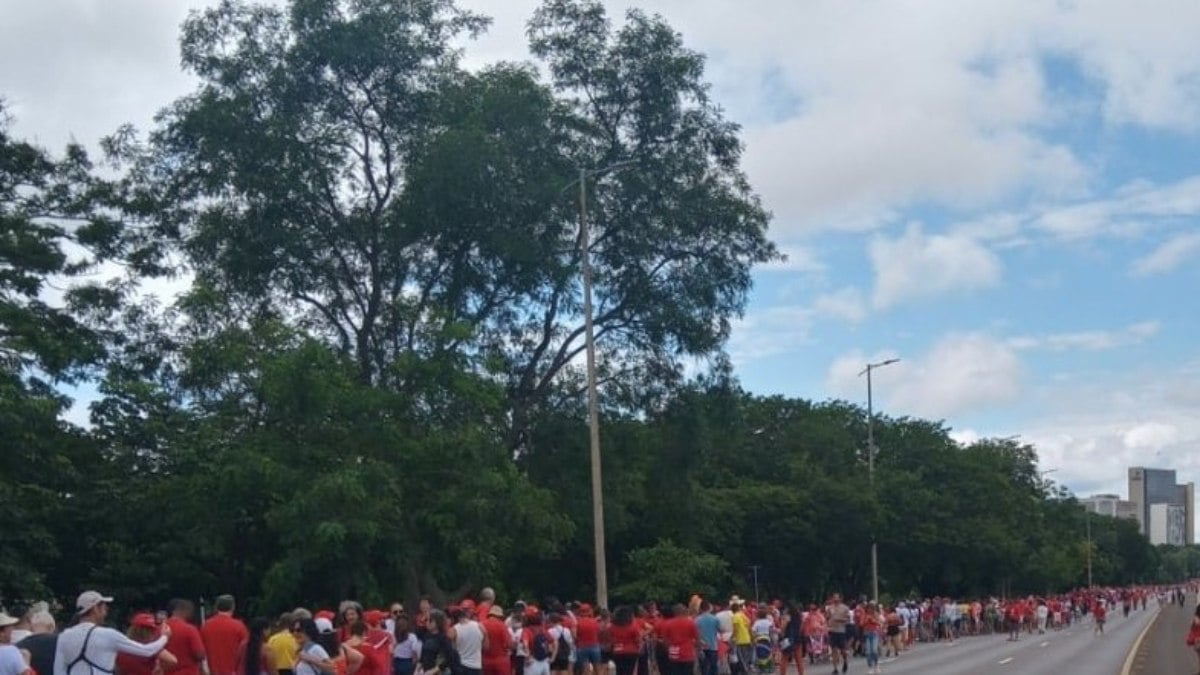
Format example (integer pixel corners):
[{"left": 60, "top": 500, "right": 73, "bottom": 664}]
[
  {"left": 575, "top": 618, "right": 600, "bottom": 649},
  {"left": 201, "top": 614, "right": 249, "bottom": 675},
  {"left": 1093, "top": 603, "right": 1107, "bottom": 619},
  {"left": 608, "top": 625, "right": 640, "bottom": 656},
  {"left": 166, "top": 618, "right": 207, "bottom": 675},
  {"left": 116, "top": 653, "right": 157, "bottom": 675},
  {"left": 482, "top": 618, "right": 512, "bottom": 671},
  {"left": 658, "top": 617, "right": 699, "bottom": 663},
  {"left": 361, "top": 629, "right": 395, "bottom": 675}
]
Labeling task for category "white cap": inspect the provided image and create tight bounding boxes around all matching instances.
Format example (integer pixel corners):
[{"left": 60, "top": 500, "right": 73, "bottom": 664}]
[
  {"left": 0, "top": 613, "right": 18, "bottom": 628},
  {"left": 315, "top": 617, "right": 334, "bottom": 634},
  {"left": 76, "top": 591, "right": 115, "bottom": 614}
]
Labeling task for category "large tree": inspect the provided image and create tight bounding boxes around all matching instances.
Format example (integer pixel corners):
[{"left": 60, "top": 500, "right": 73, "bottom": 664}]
[
  {"left": 0, "top": 107, "right": 128, "bottom": 601},
  {"left": 123, "top": 0, "right": 775, "bottom": 448}
]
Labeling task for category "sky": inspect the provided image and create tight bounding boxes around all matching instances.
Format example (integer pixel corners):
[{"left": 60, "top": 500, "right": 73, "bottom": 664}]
[{"left": 3, "top": 0, "right": 1200, "bottom": 521}]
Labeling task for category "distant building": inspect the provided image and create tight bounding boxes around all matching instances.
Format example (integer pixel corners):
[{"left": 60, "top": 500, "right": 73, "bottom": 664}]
[
  {"left": 1128, "top": 467, "right": 1195, "bottom": 545},
  {"left": 1081, "top": 493, "right": 1139, "bottom": 521},
  {"left": 1149, "top": 503, "right": 1188, "bottom": 545}
]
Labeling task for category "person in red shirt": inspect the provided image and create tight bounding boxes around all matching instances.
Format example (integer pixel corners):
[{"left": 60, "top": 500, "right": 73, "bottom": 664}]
[
  {"left": 202, "top": 595, "right": 249, "bottom": 675},
  {"left": 481, "top": 606, "right": 512, "bottom": 675},
  {"left": 573, "top": 606, "right": 600, "bottom": 675},
  {"left": 607, "top": 608, "right": 640, "bottom": 675},
  {"left": 657, "top": 605, "right": 699, "bottom": 675},
  {"left": 354, "top": 613, "right": 393, "bottom": 675},
  {"left": 165, "top": 600, "right": 207, "bottom": 675},
  {"left": 1092, "top": 598, "right": 1107, "bottom": 635},
  {"left": 337, "top": 604, "right": 364, "bottom": 647},
  {"left": 118, "top": 614, "right": 179, "bottom": 675}
]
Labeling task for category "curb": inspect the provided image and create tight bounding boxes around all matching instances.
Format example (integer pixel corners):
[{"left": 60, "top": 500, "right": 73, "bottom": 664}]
[{"left": 1118, "top": 608, "right": 1161, "bottom": 675}]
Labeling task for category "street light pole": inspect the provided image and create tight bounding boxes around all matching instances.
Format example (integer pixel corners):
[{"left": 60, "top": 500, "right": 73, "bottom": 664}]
[
  {"left": 860, "top": 357, "right": 900, "bottom": 604},
  {"left": 1085, "top": 508, "right": 1093, "bottom": 588},
  {"left": 576, "top": 160, "right": 636, "bottom": 610}
]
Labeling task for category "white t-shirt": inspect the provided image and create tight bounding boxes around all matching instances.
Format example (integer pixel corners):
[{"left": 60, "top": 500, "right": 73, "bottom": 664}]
[
  {"left": 455, "top": 621, "right": 485, "bottom": 669},
  {"left": 751, "top": 619, "right": 772, "bottom": 639},
  {"left": 9, "top": 631, "right": 31, "bottom": 645},
  {"left": 54, "top": 623, "right": 167, "bottom": 675},
  {"left": 715, "top": 611, "right": 733, "bottom": 639},
  {"left": 393, "top": 634, "right": 421, "bottom": 660},
  {"left": 296, "top": 644, "right": 330, "bottom": 675},
  {"left": 0, "top": 645, "right": 29, "bottom": 675}
]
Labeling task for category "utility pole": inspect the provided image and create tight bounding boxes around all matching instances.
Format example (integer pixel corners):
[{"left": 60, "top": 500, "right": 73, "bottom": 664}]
[
  {"left": 860, "top": 358, "right": 900, "bottom": 604},
  {"left": 575, "top": 159, "right": 636, "bottom": 610},
  {"left": 580, "top": 166, "right": 607, "bottom": 610},
  {"left": 749, "top": 565, "right": 762, "bottom": 603},
  {"left": 1086, "top": 508, "right": 1093, "bottom": 588}
]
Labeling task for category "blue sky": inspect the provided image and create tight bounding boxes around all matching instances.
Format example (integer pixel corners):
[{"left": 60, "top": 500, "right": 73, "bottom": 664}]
[{"left": 3, "top": 0, "right": 1200, "bottom": 516}]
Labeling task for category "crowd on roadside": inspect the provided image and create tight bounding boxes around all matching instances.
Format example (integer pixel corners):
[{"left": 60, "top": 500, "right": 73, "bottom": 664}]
[{"left": 1, "top": 583, "right": 1196, "bottom": 675}]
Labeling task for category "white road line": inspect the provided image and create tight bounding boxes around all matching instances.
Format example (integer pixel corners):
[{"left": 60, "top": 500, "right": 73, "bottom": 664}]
[
  {"left": 998, "top": 657, "right": 1014, "bottom": 665},
  {"left": 1040, "top": 641, "right": 1050, "bottom": 647}
]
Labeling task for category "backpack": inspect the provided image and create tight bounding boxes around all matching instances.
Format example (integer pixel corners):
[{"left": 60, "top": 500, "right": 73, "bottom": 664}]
[
  {"left": 531, "top": 630, "right": 552, "bottom": 661},
  {"left": 555, "top": 627, "right": 572, "bottom": 662}
]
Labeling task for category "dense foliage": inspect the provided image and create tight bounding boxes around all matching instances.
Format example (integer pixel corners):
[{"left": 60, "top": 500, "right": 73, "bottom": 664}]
[{"left": 0, "top": 0, "right": 1188, "bottom": 614}]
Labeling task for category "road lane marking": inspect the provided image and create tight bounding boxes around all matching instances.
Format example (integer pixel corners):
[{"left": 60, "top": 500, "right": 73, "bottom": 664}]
[
  {"left": 1040, "top": 641, "right": 1049, "bottom": 647},
  {"left": 998, "top": 657, "right": 1014, "bottom": 665},
  {"left": 1119, "top": 610, "right": 1161, "bottom": 675}
]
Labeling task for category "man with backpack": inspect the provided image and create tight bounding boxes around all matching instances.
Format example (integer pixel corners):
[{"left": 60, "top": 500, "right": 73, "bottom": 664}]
[{"left": 54, "top": 591, "right": 171, "bottom": 675}]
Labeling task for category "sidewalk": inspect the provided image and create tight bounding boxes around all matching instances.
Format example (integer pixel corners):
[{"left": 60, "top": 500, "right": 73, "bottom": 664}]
[{"left": 1124, "top": 600, "right": 1196, "bottom": 675}]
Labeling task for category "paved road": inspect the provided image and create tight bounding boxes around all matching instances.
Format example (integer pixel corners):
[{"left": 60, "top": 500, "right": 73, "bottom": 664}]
[
  {"left": 788, "top": 608, "right": 1158, "bottom": 675},
  {"left": 1127, "top": 597, "right": 1197, "bottom": 675}
]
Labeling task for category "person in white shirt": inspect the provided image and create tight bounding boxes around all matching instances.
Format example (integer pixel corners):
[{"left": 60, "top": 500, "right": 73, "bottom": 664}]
[
  {"left": 454, "top": 607, "right": 487, "bottom": 675},
  {"left": 1, "top": 612, "right": 33, "bottom": 675},
  {"left": 54, "top": 591, "right": 170, "bottom": 675}
]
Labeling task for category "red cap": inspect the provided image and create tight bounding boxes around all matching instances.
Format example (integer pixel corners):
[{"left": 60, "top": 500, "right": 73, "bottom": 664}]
[
  {"left": 131, "top": 613, "right": 157, "bottom": 630},
  {"left": 315, "top": 610, "right": 336, "bottom": 621},
  {"left": 524, "top": 605, "right": 541, "bottom": 619},
  {"left": 364, "top": 610, "right": 386, "bottom": 625}
]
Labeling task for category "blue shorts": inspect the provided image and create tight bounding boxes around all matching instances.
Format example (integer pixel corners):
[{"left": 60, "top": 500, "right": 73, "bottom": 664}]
[{"left": 576, "top": 647, "right": 602, "bottom": 665}]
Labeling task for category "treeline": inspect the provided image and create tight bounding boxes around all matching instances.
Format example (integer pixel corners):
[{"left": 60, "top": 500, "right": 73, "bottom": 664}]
[{"left": 0, "top": 0, "right": 1190, "bottom": 616}]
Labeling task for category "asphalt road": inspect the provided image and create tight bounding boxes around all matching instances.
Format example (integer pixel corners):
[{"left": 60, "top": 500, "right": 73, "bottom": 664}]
[
  {"left": 786, "top": 608, "right": 1159, "bottom": 675},
  {"left": 1127, "top": 597, "right": 1197, "bottom": 675}
]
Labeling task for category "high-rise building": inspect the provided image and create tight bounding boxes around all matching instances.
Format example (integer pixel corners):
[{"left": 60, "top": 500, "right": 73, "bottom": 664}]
[
  {"left": 1128, "top": 467, "right": 1194, "bottom": 545},
  {"left": 1149, "top": 504, "right": 1188, "bottom": 545}
]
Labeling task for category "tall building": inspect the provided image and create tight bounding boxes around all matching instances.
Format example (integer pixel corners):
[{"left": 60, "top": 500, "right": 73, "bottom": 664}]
[
  {"left": 1128, "top": 467, "right": 1195, "bottom": 545},
  {"left": 1149, "top": 503, "right": 1188, "bottom": 545}
]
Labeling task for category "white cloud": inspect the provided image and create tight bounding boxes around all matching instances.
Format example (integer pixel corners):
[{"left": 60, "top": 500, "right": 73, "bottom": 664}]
[
  {"left": 729, "top": 286, "right": 869, "bottom": 363},
  {"left": 1022, "top": 361, "right": 1200, "bottom": 503},
  {"left": 869, "top": 224, "right": 1003, "bottom": 309},
  {"left": 825, "top": 333, "right": 1023, "bottom": 419},
  {"left": 1131, "top": 232, "right": 1200, "bottom": 276},
  {"left": 1031, "top": 175, "right": 1200, "bottom": 240},
  {"left": 811, "top": 287, "right": 867, "bottom": 324},
  {"left": 1008, "top": 320, "right": 1161, "bottom": 352},
  {"left": 759, "top": 243, "right": 826, "bottom": 275}
]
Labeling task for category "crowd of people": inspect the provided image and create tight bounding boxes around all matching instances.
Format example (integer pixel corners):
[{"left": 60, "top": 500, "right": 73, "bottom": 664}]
[{"left": 0, "top": 584, "right": 1194, "bottom": 675}]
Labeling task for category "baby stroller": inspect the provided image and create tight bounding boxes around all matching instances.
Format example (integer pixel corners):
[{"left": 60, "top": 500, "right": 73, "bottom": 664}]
[
  {"left": 807, "top": 632, "right": 828, "bottom": 664},
  {"left": 753, "top": 635, "right": 774, "bottom": 674}
]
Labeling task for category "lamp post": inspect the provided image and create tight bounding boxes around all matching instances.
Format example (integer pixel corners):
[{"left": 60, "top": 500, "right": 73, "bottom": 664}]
[
  {"left": 1085, "top": 507, "right": 1093, "bottom": 588},
  {"left": 860, "top": 357, "right": 899, "bottom": 604},
  {"left": 576, "top": 159, "right": 636, "bottom": 610}
]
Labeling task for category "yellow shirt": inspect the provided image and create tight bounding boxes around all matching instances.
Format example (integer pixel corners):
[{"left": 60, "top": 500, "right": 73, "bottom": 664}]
[
  {"left": 732, "top": 612, "right": 751, "bottom": 645},
  {"left": 267, "top": 629, "right": 299, "bottom": 668}
]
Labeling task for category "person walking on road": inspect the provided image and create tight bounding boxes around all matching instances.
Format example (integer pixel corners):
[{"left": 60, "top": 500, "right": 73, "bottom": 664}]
[{"left": 1187, "top": 605, "right": 1200, "bottom": 673}]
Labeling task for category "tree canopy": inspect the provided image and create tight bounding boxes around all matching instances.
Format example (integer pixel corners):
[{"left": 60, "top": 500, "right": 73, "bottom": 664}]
[{"left": 0, "top": 0, "right": 1182, "bottom": 613}]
